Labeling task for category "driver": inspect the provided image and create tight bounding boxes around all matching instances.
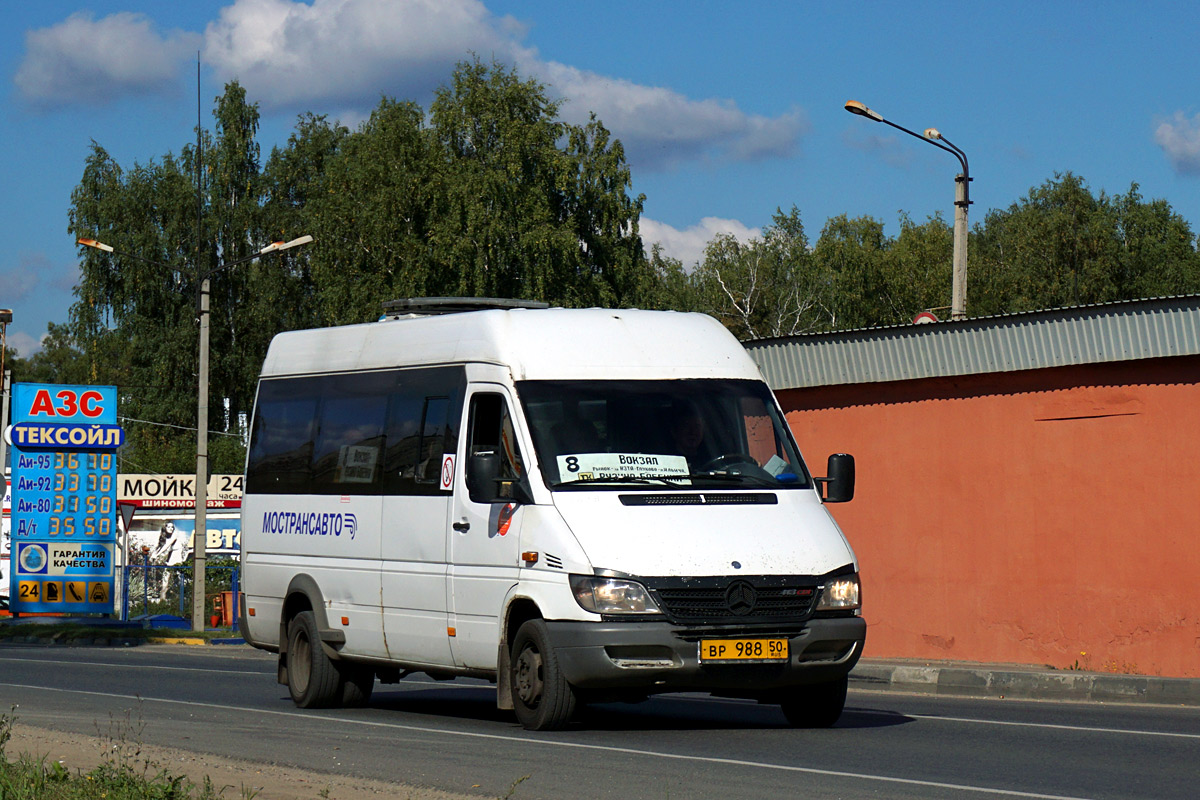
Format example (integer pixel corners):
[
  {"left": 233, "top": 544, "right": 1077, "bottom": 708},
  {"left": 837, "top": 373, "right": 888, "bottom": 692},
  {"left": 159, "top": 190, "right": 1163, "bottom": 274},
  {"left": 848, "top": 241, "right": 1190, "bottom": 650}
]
[{"left": 667, "top": 400, "right": 706, "bottom": 468}]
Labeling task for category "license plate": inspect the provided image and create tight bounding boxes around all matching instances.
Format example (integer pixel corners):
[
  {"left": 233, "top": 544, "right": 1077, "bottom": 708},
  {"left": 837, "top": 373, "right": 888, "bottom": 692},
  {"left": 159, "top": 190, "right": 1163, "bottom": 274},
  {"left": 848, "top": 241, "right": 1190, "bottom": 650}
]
[{"left": 699, "top": 638, "right": 789, "bottom": 662}]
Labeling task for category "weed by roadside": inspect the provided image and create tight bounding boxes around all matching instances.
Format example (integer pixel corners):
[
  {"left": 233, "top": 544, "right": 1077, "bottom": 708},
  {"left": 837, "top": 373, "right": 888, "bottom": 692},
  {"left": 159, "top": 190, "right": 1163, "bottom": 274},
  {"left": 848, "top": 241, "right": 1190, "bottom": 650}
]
[
  {"left": 0, "top": 623, "right": 240, "bottom": 645},
  {"left": 0, "top": 706, "right": 258, "bottom": 799}
]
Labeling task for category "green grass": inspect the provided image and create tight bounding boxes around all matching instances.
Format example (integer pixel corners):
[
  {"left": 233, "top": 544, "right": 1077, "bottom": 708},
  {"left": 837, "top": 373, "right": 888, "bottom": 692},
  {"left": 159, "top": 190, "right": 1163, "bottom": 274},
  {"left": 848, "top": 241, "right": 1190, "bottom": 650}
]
[
  {"left": 0, "top": 707, "right": 259, "bottom": 799},
  {"left": 0, "top": 622, "right": 241, "bottom": 643}
]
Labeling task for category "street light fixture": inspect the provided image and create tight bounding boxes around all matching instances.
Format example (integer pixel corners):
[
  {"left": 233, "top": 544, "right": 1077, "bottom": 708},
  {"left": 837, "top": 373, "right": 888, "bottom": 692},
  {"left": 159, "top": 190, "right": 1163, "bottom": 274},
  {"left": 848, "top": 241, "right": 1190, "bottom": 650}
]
[
  {"left": 0, "top": 308, "right": 12, "bottom": 380},
  {"left": 844, "top": 100, "right": 971, "bottom": 320},
  {"left": 0, "top": 309, "right": 12, "bottom": 482},
  {"left": 78, "top": 234, "right": 312, "bottom": 629}
]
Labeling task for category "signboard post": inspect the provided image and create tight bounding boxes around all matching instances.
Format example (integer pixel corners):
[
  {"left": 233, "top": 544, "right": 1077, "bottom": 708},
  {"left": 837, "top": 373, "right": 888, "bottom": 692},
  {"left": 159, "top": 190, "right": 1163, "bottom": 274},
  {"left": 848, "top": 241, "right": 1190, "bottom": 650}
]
[{"left": 7, "top": 384, "right": 123, "bottom": 614}]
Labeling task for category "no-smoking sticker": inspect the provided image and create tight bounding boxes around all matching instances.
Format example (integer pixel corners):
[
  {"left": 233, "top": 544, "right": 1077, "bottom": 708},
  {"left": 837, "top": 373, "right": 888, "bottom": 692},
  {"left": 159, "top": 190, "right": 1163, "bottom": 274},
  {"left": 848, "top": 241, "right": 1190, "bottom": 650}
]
[{"left": 440, "top": 454, "right": 456, "bottom": 491}]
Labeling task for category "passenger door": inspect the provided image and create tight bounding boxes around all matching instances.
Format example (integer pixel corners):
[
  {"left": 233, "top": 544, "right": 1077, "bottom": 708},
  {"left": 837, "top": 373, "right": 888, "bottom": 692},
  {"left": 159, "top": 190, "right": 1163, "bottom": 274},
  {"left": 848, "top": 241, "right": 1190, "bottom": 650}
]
[
  {"left": 380, "top": 368, "right": 464, "bottom": 667},
  {"left": 447, "top": 387, "right": 525, "bottom": 669}
]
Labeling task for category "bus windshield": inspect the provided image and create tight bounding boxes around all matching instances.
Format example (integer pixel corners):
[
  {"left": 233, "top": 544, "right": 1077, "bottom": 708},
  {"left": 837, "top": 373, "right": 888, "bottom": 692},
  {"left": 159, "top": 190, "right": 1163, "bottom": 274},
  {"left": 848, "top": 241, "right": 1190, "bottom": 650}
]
[{"left": 517, "top": 379, "right": 811, "bottom": 491}]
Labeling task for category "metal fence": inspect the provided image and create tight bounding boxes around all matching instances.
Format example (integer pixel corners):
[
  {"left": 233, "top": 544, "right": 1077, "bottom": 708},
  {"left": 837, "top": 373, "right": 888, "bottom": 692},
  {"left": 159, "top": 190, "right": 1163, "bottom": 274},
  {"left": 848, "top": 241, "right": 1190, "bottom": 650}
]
[{"left": 121, "top": 552, "right": 240, "bottom": 629}]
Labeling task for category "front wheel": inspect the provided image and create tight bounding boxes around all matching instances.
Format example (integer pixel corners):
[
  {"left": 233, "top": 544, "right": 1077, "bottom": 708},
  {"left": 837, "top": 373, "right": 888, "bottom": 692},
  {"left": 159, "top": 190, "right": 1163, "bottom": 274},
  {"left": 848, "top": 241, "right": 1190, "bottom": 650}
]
[
  {"left": 510, "top": 619, "right": 577, "bottom": 731},
  {"left": 778, "top": 675, "right": 848, "bottom": 728}
]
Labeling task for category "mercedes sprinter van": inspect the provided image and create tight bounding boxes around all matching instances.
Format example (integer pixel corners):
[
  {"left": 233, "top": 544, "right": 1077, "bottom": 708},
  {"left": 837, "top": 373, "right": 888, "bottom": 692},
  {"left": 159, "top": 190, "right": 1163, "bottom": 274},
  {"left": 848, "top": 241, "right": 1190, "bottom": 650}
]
[{"left": 240, "top": 299, "right": 864, "bottom": 730}]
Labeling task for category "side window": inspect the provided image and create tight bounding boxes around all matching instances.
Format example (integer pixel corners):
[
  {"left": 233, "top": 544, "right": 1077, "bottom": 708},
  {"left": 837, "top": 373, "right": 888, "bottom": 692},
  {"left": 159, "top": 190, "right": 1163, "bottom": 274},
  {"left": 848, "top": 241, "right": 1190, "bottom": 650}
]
[
  {"left": 415, "top": 397, "right": 450, "bottom": 483},
  {"left": 246, "top": 377, "right": 321, "bottom": 493},
  {"left": 466, "top": 393, "right": 524, "bottom": 500},
  {"left": 247, "top": 366, "right": 465, "bottom": 497},
  {"left": 383, "top": 367, "right": 465, "bottom": 495},
  {"left": 310, "top": 373, "right": 390, "bottom": 492}
]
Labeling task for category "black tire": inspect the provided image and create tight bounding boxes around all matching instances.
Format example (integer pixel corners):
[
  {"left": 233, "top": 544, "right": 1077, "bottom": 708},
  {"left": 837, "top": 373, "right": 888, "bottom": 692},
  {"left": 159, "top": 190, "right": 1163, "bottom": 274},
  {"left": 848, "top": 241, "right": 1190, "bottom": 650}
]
[
  {"left": 339, "top": 663, "right": 375, "bottom": 708},
  {"left": 510, "top": 619, "right": 577, "bottom": 731},
  {"left": 779, "top": 675, "right": 848, "bottom": 728},
  {"left": 287, "top": 610, "right": 342, "bottom": 709}
]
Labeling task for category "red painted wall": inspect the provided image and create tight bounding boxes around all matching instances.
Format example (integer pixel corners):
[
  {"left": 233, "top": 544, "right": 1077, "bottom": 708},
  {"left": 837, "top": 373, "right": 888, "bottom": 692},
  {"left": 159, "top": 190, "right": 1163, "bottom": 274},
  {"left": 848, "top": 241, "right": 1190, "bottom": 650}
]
[{"left": 778, "top": 355, "right": 1200, "bottom": 678}]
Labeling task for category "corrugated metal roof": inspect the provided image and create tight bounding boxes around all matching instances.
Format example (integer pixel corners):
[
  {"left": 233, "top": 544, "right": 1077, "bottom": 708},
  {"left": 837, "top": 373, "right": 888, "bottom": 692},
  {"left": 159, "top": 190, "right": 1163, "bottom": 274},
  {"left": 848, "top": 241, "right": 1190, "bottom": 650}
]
[{"left": 744, "top": 295, "right": 1200, "bottom": 389}]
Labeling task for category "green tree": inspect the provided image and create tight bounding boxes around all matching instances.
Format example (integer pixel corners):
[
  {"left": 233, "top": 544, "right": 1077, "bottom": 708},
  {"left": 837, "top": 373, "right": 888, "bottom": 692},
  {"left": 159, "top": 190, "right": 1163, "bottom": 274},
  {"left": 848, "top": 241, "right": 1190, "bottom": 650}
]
[
  {"left": 693, "top": 207, "right": 831, "bottom": 339},
  {"left": 883, "top": 212, "right": 955, "bottom": 322},
  {"left": 67, "top": 82, "right": 293, "bottom": 473},
  {"left": 812, "top": 214, "right": 890, "bottom": 329},
  {"left": 4, "top": 323, "right": 90, "bottom": 385},
  {"left": 306, "top": 98, "right": 437, "bottom": 324},
  {"left": 1110, "top": 184, "right": 1200, "bottom": 298},
  {"left": 967, "top": 172, "right": 1178, "bottom": 315},
  {"left": 426, "top": 59, "right": 648, "bottom": 309},
  {"left": 642, "top": 244, "right": 702, "bottom": 312}
]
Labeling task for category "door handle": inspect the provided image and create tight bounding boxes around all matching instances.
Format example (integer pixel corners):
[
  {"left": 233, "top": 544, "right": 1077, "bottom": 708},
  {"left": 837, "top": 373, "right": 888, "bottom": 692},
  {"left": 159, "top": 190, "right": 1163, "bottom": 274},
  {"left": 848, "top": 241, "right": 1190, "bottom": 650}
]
[{"left": 453, "top": 520, "right": 470, "bottom": 533}]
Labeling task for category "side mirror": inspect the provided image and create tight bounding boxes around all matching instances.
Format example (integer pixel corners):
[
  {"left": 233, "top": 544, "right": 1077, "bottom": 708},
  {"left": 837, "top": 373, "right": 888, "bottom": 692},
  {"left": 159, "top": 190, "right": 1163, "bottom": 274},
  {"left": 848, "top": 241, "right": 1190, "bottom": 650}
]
[
  {"left": 821, "top": 453, "right": 855, "bottom": 503},
  {"left": 468, "top": 450, "right": 535, "bottom": 505},
  {"left": 468, "top": 450, "right": 500, "bottom": 503}
]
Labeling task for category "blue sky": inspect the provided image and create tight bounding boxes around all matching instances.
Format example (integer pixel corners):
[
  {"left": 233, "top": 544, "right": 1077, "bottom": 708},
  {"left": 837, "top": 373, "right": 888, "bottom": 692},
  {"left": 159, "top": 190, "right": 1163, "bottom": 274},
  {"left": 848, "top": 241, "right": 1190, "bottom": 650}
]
[{"left": 3, "top": 0, "right": 1199, "bottom": 356}]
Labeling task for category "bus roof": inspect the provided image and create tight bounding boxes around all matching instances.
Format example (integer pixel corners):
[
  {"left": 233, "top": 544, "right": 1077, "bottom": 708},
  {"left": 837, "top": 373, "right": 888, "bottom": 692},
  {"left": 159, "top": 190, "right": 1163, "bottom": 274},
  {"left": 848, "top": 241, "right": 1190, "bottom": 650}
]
[{"left": 259, "top": 307, "right": 763, "bottom": 382}]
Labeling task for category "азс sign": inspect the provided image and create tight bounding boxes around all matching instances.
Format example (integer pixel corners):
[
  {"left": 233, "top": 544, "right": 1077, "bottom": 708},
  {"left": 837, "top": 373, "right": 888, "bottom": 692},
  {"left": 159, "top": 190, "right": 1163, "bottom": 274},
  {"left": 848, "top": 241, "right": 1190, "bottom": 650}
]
[{"left": 7, "top": 384, "right": 121, "bottom": 613}]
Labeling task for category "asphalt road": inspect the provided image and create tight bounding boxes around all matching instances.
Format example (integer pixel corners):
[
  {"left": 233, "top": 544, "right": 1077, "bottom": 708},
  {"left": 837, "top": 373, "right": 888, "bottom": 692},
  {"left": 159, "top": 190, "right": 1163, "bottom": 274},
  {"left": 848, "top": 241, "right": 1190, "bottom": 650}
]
[{"left": 0, "top": 644, "right": 1196, "bottom": 800}]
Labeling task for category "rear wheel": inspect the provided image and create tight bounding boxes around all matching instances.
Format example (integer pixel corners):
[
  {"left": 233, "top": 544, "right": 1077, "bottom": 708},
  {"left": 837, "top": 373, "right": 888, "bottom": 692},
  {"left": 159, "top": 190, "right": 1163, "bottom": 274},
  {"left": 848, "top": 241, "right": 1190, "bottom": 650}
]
[
  {"left": 340, "top": 664, "right": 375, "bottom": 708},
  {"left": 779, "top": 675, "right": 848, "bottom": 728},
  {"left": 286, "top": 610, "right": 342, "bottom": 708},
  {"left": 510, "top": 619, "right": 577, "bottom": 730}
]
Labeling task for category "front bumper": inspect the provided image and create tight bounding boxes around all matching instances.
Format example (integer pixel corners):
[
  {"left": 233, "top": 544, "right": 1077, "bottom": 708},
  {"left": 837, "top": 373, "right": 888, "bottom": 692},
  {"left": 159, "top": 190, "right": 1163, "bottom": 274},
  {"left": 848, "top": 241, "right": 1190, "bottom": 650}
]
[{"left": 546, "top": 616, "right": 865, "bottom": 694}]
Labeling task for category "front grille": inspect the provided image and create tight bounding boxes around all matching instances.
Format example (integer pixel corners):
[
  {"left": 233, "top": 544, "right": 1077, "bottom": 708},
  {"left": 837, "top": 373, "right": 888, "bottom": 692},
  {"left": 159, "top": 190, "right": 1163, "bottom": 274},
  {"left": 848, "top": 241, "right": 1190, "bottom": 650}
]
[
  {"left": 619, "top": 493, "right": 777, "bottom": 506},
  {"left": 643, "top": 575, "right": 818, "bottom": 623}
]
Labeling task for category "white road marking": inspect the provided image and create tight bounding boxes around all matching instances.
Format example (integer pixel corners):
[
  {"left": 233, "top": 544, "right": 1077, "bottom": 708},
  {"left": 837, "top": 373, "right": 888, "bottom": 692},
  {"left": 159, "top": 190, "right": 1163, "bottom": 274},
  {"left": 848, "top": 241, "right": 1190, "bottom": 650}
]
[
  {"left": 0, "top": 656, "right": 267, "bottom": 676},
  {"left": 905, "top": 712, "right": 1200, "bottom": 740},
  {"left": 0, "top": 681, "right": 1095, "bottom": 800}
]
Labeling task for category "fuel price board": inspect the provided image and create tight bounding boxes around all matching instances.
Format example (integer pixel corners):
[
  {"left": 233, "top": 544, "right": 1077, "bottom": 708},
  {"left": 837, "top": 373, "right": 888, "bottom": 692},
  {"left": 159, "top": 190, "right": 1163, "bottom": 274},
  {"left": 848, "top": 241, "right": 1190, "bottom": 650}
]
[{"left": 8, "top": 384, "right": 123, "bottom": 613}]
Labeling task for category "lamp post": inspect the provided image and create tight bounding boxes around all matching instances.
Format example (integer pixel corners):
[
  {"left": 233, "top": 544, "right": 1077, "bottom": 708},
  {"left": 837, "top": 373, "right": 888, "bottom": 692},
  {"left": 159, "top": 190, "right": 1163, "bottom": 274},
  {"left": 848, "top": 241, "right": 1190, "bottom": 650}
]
[
  {"left": 0, "top": 308, "right": 11, "bottom": 379},
  {"left": 0, "top": 309, "right": 11, "bottom": 480},
  {"left": 845, "top": 100, "right": 971, "bottom": 320},
  {"left": 78, "top": 234, "right": 312, "bottom": 629}
]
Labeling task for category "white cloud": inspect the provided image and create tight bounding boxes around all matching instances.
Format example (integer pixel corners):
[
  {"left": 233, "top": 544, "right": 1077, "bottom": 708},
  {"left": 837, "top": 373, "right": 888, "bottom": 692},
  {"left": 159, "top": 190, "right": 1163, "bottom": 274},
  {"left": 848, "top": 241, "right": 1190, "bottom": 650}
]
[
  {"left": 531, "top": 60, "right": 807, "bottom": 169},
  {"left": 201, "top": 0, "right": 805, "bottom": 170},
  {"left": 1155, "top": 112, "right": 1200, "bottom": 175},
  {"left": 203, "top": 0, "right": 516, "bottom": 110},
  {"left": 5, "top": 331, "right": 46, "bottom": 359},
  {"left": 15, "top": 1, "right": 809, "bottom": 167},
  {"left": 15, "top": 11, "right": 197, "bottom": 108},
  {"left": 641, "top": 217, "right": 761, "bottom": 269}
]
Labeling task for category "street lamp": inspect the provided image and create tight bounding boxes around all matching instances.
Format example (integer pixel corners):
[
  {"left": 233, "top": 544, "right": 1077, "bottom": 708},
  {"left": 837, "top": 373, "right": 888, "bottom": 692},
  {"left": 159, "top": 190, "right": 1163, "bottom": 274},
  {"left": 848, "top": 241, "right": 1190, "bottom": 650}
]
[
  {"left": 845, "top": 100, "right": 971, "bottom": 320},
  {"left": 0, "top": 309, "right": 11, "bottom": 481},
  {"left": 78, "top": 234, "right": 312, "bottom": 629},
  {"left": 0, "top": 308, "right": 11, "bottom": 385}
]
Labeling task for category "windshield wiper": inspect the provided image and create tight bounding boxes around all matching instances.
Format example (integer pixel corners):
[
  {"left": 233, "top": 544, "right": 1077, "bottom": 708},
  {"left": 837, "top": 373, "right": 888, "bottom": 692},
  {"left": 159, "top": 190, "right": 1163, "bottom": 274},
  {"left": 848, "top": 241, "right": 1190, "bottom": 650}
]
[
  {"left": 549, "top": 475, "right": 689, "bottom": 489},
  {"left": 685, "top": 472, "right": 781, "bottom": 488}
]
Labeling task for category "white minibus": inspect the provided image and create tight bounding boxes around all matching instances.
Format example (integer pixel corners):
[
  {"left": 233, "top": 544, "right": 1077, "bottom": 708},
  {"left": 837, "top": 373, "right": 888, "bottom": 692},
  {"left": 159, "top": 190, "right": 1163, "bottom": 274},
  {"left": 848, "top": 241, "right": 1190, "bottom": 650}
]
[{"left": 239, "top": 299, "right": 864, "bottom": 730}]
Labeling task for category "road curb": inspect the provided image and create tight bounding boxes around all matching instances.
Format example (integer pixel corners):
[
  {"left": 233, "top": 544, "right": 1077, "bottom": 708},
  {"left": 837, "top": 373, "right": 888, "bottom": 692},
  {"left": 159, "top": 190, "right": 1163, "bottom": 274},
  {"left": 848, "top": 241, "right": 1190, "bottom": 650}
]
[
  {"left": 850, "top": 660, "right": 1200, "bottom": 706},
  {"left": 146, "top": 636, "right": 208, "bottom": 646}
]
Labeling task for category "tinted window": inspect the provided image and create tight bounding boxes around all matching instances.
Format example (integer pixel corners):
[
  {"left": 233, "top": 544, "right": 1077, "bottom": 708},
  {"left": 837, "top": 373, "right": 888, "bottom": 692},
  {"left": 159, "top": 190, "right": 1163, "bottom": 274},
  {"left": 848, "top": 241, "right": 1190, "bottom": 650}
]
[
  {"left": 247, "top": 366, "right": 464, "bottom": 496},
  {"left": 383, "top": 368, "right": 464, "bottom": 495},
  {"left": 246, "top": 377, "right": 320, "bottom": 491},
  {"left": 310, "top": 372, "right": 391, "bottom": 490}
]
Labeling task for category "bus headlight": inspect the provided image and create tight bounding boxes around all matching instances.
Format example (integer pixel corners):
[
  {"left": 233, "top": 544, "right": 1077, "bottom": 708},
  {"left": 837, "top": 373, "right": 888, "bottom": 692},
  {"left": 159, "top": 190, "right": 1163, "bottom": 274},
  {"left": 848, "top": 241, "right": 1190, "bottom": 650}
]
[
  {"left": 570, "top": 575, "right": 661, "bottom": 615},
  {"left": 817, "top": 574, "right": 861, "bottom": 611}
]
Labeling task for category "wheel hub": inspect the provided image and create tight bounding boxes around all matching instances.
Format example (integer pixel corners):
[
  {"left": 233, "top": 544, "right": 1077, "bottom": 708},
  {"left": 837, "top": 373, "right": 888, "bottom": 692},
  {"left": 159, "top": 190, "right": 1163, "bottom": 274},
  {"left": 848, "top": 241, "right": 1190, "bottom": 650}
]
[{"left": 514, "top": 646, "right": 544, "bottom": 707}]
